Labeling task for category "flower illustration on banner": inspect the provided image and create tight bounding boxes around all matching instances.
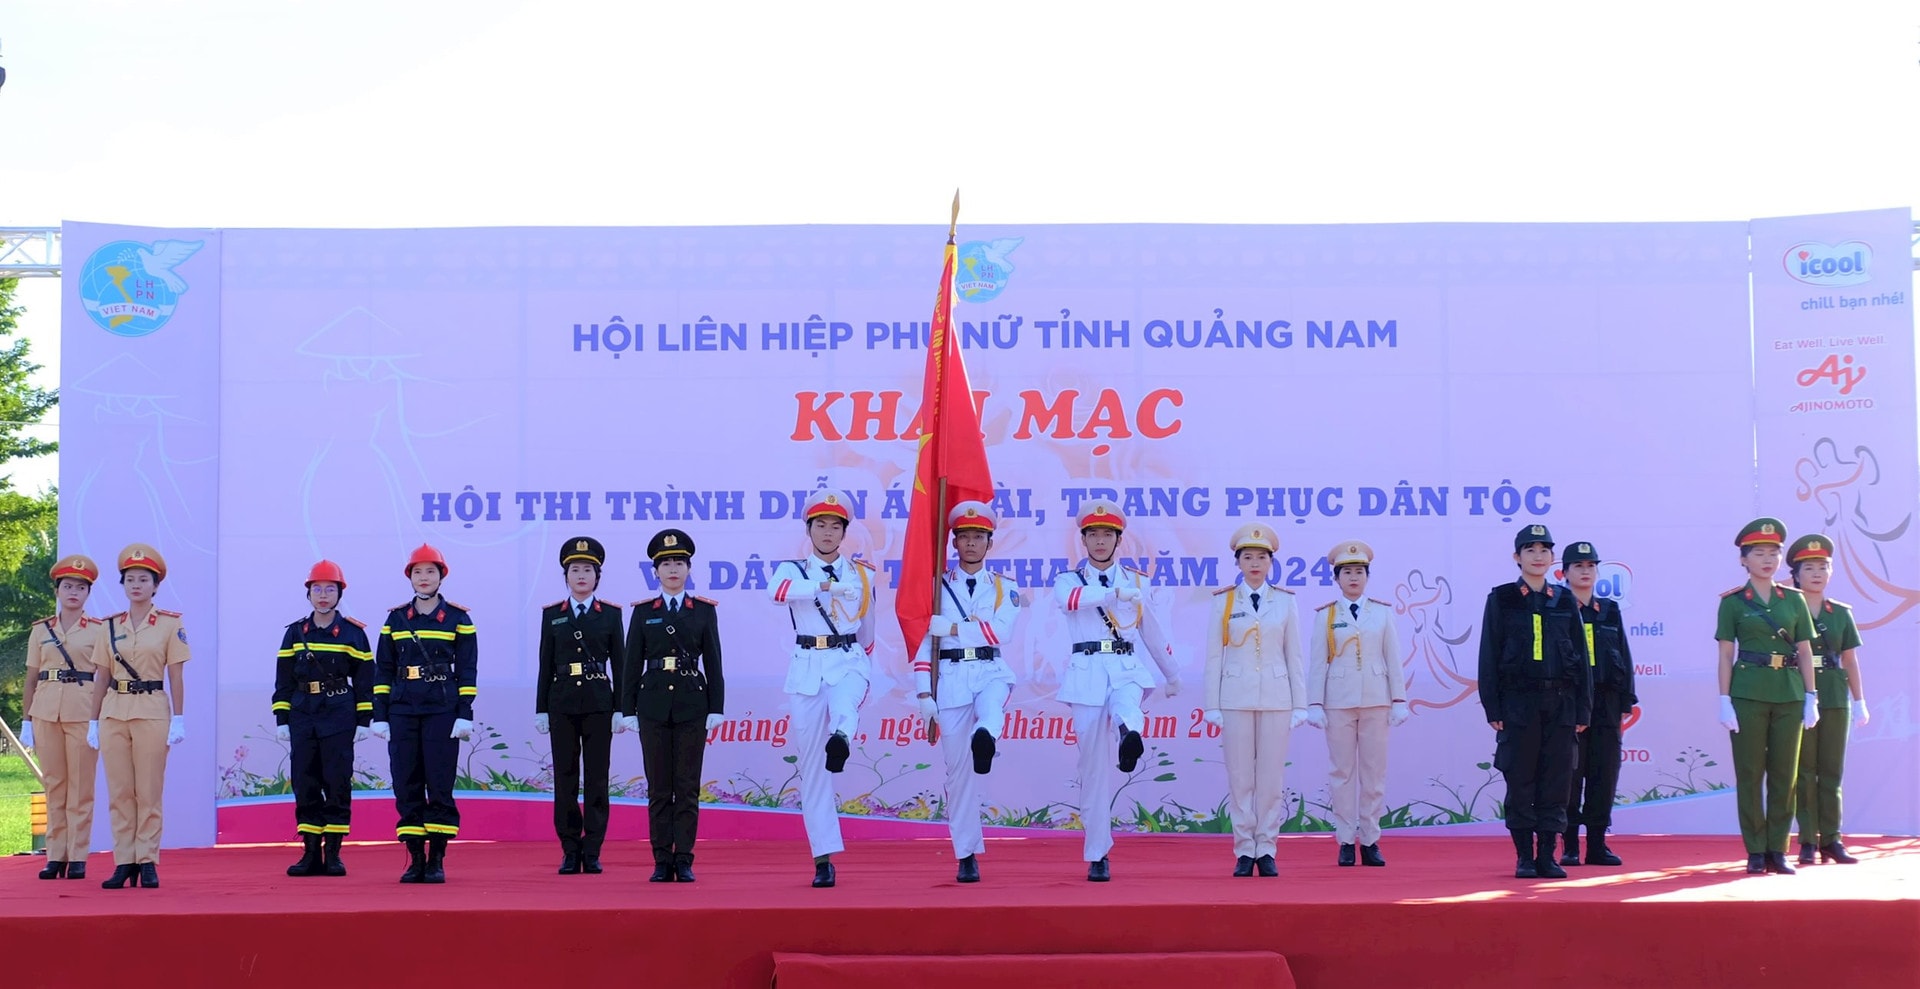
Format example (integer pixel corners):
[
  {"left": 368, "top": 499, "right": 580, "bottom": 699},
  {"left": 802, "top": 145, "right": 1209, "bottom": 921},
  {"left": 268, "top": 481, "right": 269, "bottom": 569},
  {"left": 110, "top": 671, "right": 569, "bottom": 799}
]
[
  {"left": 1794, "top": 438, "right": 1920, "bottom": 631},
  {"left": 1394, "top": 569, "right": 1477, "bottom": 713}
]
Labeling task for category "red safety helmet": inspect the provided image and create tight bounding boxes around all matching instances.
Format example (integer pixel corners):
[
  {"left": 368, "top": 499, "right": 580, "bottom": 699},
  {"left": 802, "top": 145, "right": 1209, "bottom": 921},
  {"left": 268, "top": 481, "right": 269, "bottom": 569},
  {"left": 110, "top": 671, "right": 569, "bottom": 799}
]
[
  {"left": 403, "top": 544, "right": 449, "bottom": 578},
  {"left": 305, "top": 559, "right": 348, "bottom": 591}
]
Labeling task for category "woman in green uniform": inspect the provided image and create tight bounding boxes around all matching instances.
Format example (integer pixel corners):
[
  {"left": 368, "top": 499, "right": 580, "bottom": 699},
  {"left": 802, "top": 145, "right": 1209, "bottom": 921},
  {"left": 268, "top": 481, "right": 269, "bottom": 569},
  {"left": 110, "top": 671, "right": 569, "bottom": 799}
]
[
  {"left": 1786, "top": 534, "right": 1869, "bottom": 866},
  {"left": 1714, "top": 518, "right": 1817, "bottom": 876}
]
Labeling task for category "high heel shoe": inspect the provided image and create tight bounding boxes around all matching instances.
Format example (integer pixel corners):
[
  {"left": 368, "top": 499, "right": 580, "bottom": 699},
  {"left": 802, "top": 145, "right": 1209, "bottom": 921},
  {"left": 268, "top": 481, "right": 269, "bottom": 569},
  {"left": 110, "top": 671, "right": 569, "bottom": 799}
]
[
  {"left": 38, "top": 860, "right": 66, "bottom": 880},
  {"left": 138, "top": 862, "right": 160, "bottom": 888},
  {"left": 100, "top": 864, "right": 138, "bottom": 889},
  {"left": 1819, "top": 842, "right": 1858, "bottom": 864}
]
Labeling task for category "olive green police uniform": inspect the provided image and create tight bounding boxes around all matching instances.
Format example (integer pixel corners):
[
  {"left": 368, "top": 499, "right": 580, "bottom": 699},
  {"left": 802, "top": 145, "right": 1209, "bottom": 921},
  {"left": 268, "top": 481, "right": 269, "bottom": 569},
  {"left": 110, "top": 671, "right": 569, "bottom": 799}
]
[
  {"left": 1787, "top": 534, "right": 1861, "bottom": 862},
  {"left": 1715, "top": 520, "right": 1813, "bottom": 863}
]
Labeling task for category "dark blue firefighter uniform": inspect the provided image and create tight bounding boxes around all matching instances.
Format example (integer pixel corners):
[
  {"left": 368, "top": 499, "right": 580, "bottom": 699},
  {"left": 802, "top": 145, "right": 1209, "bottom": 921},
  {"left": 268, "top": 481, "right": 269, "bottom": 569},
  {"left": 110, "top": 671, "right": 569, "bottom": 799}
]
[
  {"left": 273, "top": 614, "right": 374, "bottom": 837},
  {"left": 374, "top": 600, "right": 477, "bottom": 842}
]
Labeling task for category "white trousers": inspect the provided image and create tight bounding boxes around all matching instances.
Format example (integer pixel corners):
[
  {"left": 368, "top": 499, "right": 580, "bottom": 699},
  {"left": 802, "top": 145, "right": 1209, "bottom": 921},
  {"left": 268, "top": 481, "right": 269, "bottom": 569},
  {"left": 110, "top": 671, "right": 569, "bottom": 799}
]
[
  {"left": 1070, "top": 682, "right": 1145, "bottom": 863},
  {"left": 1325, "top": 705, "right": 1390, "bottom": 845},
  {"left": 1222, "top": 710, "right": 1293, "bottom": 859},
  {"left": 938, "top": 679, "right": 1012, "bottom": 859},
  {"left": 788, "top": 674, "right": 867, "bottom": 857}
]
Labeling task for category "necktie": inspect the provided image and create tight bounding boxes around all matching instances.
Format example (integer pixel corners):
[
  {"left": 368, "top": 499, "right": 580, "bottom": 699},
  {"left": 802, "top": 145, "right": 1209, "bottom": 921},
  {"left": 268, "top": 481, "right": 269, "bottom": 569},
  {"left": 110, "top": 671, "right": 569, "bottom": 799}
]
[
  {"left": 1350, "top": 602, "right": 1360, "bottom": 619},
  {"left": 823, "top": 565, "right": 838, "bottom": 582},
  {"left": 575, "top": 602, "right": 586, "bottom": 619},
  {"left": 1099, "top": 574, "right": 1110, "bottom": 587},
  {"left": 967, "top": 577, "right": 978, "bottom": 597},
  {"left": 669, "top": 598, "right": 680, "bottom": 614},
  {"left": 1250, "top": 592, "right": 1261, "bottom": 611}
]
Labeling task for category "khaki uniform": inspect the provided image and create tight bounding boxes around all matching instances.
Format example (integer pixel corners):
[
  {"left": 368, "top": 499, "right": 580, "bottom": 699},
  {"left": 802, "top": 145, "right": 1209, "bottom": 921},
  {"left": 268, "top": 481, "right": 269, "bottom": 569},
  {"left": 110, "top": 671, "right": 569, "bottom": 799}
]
[
  {"left": 1308, "top": 596, "right": 1406, "bottom": 846},
  {"left": 99, "top": 608, "right": 191, "bottom": 865},
  {"left": 25, "top": 616, "right": 106, "bottom": 862},
  {"left": 1203, "top": 582, "right": 1307, "bottom": 860}
]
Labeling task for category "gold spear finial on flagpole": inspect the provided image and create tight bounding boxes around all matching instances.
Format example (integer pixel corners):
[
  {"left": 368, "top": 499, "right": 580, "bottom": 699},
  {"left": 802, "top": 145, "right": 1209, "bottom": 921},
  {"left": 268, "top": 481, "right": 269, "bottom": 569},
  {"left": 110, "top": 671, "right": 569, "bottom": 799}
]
[{"left": 949, "top": 188, "right": 960, "bottom": 245}]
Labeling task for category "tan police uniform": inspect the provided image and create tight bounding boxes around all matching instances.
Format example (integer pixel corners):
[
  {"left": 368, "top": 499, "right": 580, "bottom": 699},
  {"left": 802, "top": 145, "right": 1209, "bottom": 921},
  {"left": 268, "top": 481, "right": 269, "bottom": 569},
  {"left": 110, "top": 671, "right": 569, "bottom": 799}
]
[
  {"left": 99, "top": 544, "right": 191, "bottom": 873},
  {"left": 1307, "top": 541, "right": 1408, "bottom": 862},
  {"left": 23, "top": 554, "right": 106, "bottom": 877}
]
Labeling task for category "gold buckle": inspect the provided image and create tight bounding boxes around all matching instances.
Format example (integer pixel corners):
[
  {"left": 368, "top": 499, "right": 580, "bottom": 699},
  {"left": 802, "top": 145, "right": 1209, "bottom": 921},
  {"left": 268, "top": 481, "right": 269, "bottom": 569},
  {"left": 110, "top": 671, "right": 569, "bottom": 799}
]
[
  {"left": 405, "top": 666, "right": 423, "bottom": 680},
  {"left": 307, "top": 681, "right": 323, "bottom": 694},
  {"left": 568, "top": 662, "right": 583, "bottom": 676},
  {"left": 41, "top": 670, "right": 59, "bottom": 682},
  {"left": 811, "top": 635, "right": 830, "bottom": 649},
  {"left": 1097, "top": 641, "right": 1115, "bottom": 653},
  {"left": 1769, "top": 655, "right": 1785, "bottom": 670},
  {"left": 115, "top": 680, "right": 133, "bottom": 694},
  {"left": 663, "top": 656, "right": 678, "bottom": 671}
]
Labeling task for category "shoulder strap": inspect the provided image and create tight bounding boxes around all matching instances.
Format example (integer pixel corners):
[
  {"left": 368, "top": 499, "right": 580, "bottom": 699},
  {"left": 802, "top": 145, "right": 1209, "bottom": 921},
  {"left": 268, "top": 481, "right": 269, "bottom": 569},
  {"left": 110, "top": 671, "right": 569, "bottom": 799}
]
[
  {"left": 106, "top": 616, "right": 143, "bottom": 682},
  {"left": 1219, "top": 587, "right": 1235, "bottom": 646},
  {"left": 43, "top": 618, "right": 80, "bottom": 673},
  {"left": 1739, "top": 593, "right": 1795, "bottom": 645},
  {"left": 940, "top": 576, "right": 968, "bottom": 616},
  {"left": 1074, "top": 570, "right": 1126, "bottom": 642}
]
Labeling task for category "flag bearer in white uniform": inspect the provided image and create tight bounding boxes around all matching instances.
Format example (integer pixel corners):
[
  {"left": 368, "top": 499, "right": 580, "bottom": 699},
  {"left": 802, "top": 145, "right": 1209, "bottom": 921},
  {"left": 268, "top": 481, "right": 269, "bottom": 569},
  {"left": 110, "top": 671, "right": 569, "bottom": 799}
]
[
  {"left": 1202, "top": 524, "right": 1309, "bottom": 878},
  {"left": 1052, "top": 500, "right": 1181, "bottom": 882},
  {"left": 1306, "top": 540, "right": 1409, "bottom": 868},
  {"left": 767, "top": 488, "right": 877, "bottom": 888},
  {"left": 912, "top": 501, "right": 1021, "bottom": 884}
]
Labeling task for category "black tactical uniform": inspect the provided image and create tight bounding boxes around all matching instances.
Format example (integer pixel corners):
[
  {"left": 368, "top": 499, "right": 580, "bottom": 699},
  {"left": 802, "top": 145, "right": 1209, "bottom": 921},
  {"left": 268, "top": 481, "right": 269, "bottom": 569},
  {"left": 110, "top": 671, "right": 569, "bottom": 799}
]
[
  {"left": 1560, "top": 541, "right": 1636, "bottom": 867},
  {"left": 536, "top": 536, "right": 623, "bottom": 874}
]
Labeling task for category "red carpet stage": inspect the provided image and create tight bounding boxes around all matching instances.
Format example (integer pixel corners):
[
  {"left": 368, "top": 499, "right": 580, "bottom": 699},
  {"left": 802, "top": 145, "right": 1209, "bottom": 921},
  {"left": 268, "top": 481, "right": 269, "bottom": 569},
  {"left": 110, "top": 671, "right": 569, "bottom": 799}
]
[{"left": 5, "top": 835, "right": 1916, "bottom": 988}]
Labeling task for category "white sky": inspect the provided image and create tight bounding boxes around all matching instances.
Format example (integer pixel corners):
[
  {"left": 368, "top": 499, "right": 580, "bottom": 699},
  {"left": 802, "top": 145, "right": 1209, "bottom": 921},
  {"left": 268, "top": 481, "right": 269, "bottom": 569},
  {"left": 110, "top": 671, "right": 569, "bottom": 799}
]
[{"left": 4, "top": 0, "right": 1917, "bottom": 493}]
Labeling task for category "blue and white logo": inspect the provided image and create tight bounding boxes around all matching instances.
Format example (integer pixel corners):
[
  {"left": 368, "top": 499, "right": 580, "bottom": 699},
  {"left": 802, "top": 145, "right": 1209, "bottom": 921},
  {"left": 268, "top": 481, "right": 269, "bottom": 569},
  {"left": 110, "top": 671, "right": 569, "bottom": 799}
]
[
  {"left": 1784, "top": 241, "right": 1871, "bottom": 287},
  {"left": 78, "top": 239, "right": 205, "bottom": 337},
  {"left": 956, "top": 237, "right": 1022, "bottom": 303}
]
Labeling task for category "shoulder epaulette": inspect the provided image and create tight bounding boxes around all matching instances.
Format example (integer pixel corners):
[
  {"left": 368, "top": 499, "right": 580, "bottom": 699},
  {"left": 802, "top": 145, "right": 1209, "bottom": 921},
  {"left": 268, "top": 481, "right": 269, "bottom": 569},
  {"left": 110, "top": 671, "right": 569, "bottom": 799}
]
[
  {"left": 1123, "top": 565, "right": 1149, "bottom": 577},
  {"left": 443, "top": 600, "right": 469, "bottom": 611},
  {"left": 343, "top": 616, "right": 366, "bottom": 629},
  {"left": 542, "top": 600, "right": 564, "bottom": 610},
  {"left": 852, "top": 558, "right": 876, "bottom": 570},
  {"left": 1826, "top": 598, "right": 1852, "bottom": 613},
  {"left": 1720, "top": 585, "right": 1746, "bottom": 598},
  {"left": 633, "top": 597, "right": 660, "bottom": 608},
  {"left": 1368, "top": 597, "right": 1391, "bottom": 608},
  {"left": 108, "top": 611, "right": 130, "bottom": 622},
  {"left": 36, "top": 614, "right": 57, "bottom": 626},
  {"left": 1271, "top": 586, "right": 1296, "bottom": 595},
  {"left": 694, "top": 595, "right": 718, "bottom": 606},
  {"left": 1314, "top": 601, "right": 1335, "bottom": 612},
  {"left": 156, "top": 609, "right": 182, "bottom": 618},
  {"left": 1774, "top": 583, "right": 1802, "bottom": 596},
  {"left": 1212, "top": 586, "right": 1234, "bottom": 596}
]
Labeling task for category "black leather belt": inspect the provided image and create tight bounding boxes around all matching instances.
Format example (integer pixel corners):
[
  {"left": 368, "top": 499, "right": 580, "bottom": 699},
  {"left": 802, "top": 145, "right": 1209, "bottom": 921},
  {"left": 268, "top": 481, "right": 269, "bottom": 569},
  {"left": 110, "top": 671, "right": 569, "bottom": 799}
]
[
  {"left": 940, "top": 646, "right": 998, "bottom": 662},
  {"left": 38, "top": 669, "right": 95, "bottom": 683},
  {"left": 402, "top": 663, "right": 455, "bottom": 681},
  {"left": 1737, "top": 650, "right": 1798, "bottom": 669},
  {"left": 796, "top": 634, "right": 857, "bottom": 650},
  {"left": 1072, "top": 640, "right": 1133, "bottom": 655},
  {"left": 111, "top": 678, "right": 164, "bottom": 694},
  {"left": 559, "top": 660, "right": 608, "bottom": 679},
  {"left": 301, "top": 676, "right": 350, "bottom": 695},
  {"left": 645, "top": 657, "right": 700, "bottom": 675}
]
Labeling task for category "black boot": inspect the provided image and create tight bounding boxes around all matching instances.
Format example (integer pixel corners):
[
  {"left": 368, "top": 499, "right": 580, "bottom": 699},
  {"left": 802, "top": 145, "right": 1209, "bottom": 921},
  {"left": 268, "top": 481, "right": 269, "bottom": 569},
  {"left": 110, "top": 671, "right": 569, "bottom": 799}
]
[
  {"left": 1535, "top": 833, "right": 1567, "bottom": 879},
  {"left": 1797, "top": 843, "right": 1817, "bottom": 866},
  {"left": 398, "top": 837, "right": 428, "bottom": 884},
  {"left": 65, "top": 860, "right": 86, "bottom": 880},
  {"left": 558, "top": 850, "right": 582, "bottom": 875},
  {"left": 1512, "top": 831, "right": 1538, "bottom": 879},
  {"left": 1746, "top": 853, "right": 1767, "bottom": 874},
  {"left": 1337, "top": 843, "right": 1356, "bottom": 867},
  {"left": 1820, "top": 842, "right": 1859, "bottom": 864},
  {"left": 1117, "top": 728, "right": 1144, "bottom": 773},
  {"left": 1560, "top": 831, "right": 1581, "bottom": 867},
  {"left": 38, "top": 860, "right": 66, "bottom": 880},
  {"left": 1585, "top": 834, "right": 1622, "bottom": 866},
  {"left": 673, "top": 857, "right": 694, "bottom": 883},
  {"left": 1764, "top": 850, "right": 1796, "bottom": 875},
  {"left": 970, "top": 727, "right": 995, "bottom": 775},
  {"left": 138, "top": 862, "right": 160, "bottom": 888},
  {"left": 1359, "top": 844, "right": 1386, "bottom": 868},
  {"left": 322, "top": 834, "right": 347, "bottom": 876},
  {"left": 1087, "top": 856, "right": 1110, "bottom": 882},
  {"left": 287, "top": 835, "right": 323, "bottom": 877},
  {"left": 424, "top": 837, "right": 448, "bottom": 883},
  {"left": 812, "top": 858, "right": 836, "bottom": 888},
  {"left": 957, "top": 854, "right": 980, "bottom": 883},
  {"left": 101, "top": 864, "right": 138, "bottom": 889},
  {"left": 1232, "top": 855, "right": 1255, "bottom": 877},
  {"left": 825, "top": 732, "right": 851, "bottom": 773}
]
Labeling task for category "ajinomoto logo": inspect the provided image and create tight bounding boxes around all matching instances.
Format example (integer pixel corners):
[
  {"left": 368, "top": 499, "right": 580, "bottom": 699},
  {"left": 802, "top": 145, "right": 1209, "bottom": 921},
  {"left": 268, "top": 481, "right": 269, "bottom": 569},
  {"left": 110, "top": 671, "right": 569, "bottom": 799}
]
[
  {"left": 78, "top": 239, "right": 205, "bottom": 337},
  {"left": 1784, "top": 241, "right": 1871, "bottom": 287}
]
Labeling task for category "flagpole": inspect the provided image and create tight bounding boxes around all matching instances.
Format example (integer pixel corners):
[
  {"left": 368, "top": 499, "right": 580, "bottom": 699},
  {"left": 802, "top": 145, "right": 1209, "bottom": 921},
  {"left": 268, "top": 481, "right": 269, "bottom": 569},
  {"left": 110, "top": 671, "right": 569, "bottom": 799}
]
[{"left": 927, "top": 189, "right": 960, "bottom": 747}]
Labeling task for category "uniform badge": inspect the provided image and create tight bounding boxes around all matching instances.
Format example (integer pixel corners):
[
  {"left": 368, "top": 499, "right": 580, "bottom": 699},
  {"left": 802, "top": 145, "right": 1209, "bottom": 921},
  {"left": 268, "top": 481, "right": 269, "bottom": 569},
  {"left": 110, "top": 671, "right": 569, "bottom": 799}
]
[
  {"left": 1761, "top": 523, "right": 1775, "bottom": 535},
  {"left": 177, "top": 628, "right": 188, "bottom": 643},
  {"left": 664, "top": 534, "right": 679, "bottom": 547},
  {"left": 576, "top": 540, "right": 589, "bottom": 552},
  {"left": 1529, "top": 525, "right": 1546, "bottom": 536}
]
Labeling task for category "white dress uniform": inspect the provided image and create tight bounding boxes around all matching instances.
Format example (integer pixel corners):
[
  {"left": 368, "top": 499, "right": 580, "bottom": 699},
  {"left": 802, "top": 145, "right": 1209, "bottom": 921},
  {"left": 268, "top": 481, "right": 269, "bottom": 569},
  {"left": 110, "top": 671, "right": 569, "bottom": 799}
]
[
  {"left": 1202, "top": 524, "right": 1308, "bottom": 868},
  {"left": 767, "top": 490, "right": 876, "bottom": 862},
  {"left": 1050, "top": 501, "right": 1180, "bottom": 869},
  {"left": 1307, "top": 540, "right": 1409, "bottom": 859},
  {"left": 911, "top": 505, "right": 1020, "bottom": 865}
]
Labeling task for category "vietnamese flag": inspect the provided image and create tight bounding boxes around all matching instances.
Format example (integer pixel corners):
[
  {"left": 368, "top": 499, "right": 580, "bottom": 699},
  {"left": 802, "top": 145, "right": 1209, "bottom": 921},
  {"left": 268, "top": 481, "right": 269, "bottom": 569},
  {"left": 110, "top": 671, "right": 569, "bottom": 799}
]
[{"left": 898, "top": 196, "right": 996, "bottom": 675}]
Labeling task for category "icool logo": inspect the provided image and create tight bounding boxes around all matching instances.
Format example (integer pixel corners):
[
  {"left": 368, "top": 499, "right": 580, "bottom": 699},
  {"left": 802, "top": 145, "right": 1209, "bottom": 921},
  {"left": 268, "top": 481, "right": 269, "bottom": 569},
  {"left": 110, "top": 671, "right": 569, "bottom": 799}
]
[{"left": 1784, "top": 241, "right": 1871, "bottom": 287}]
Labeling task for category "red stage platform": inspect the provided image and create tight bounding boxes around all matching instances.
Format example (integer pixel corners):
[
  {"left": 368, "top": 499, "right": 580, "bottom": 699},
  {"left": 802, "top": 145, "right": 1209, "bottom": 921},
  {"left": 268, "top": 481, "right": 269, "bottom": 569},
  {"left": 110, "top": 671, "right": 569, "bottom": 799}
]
[{"left": 4, "top": 835, "right": 1916, "bottom": 989}]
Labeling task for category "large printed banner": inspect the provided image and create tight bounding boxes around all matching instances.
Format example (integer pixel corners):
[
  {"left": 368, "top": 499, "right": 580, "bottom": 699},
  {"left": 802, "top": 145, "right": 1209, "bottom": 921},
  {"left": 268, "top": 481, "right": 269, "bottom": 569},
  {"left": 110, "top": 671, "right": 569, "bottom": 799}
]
[{"left": 58, "top": 216, "right": 1917, "bottom": 849}]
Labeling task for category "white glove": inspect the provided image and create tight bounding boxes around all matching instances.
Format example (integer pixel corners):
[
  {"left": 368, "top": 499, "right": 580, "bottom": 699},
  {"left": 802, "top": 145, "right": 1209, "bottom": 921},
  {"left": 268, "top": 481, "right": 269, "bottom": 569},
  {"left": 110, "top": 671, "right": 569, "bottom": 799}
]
[
  {"left": 275, "top": 724, "right": 290, "bottom": 742},
  {"left": 1388, "top": 700, "right": 1410, "bottom": 727},
  {"left": 832, "top": 581, "right": 864, "bottom": 604},
  {"left": 534, "top": 713, "right": 550, "bottom": 735},
  {"left": 166, "top": 715, "right": 186, "bottom": 746},
  {"left": 18, "top": 722, "right": 32, "bottom": 749},
  {"left": 1162, "top": 677, "right": 1181, "bottom": 698},
  {"left": 1288, "top": 708, "right": 1308, "bottom": 730},
  {"left": 451, "top": 718, "right": 474, "bottom": 740},
  {"left": 1202, "top": 709, "right": 1222, "bottom": 728},
  {"left": 1802, "top": 695, "right": 1820, "bottom": 731},
  {"left": 705, "top": 713, "right": 724, "bottom": 731},
  {"left": 86, "top": 720, "right": 100, "bottom": 750},
  {"left": 611, "top": 715, "right": 629, "bottom": 734},
  {"left": 1114, "top": 584, "right": 1140, "bottom": 602},
  {"left": 620, "top": 715, "right": 640, "bottom": 734},
  {"left": 1852, "top": 699, "right": 1869, "bottom": 726},
  {"left": 369, "top": 721, "right": 392, "bottom": 741},
  {"left": 917, "top": 697, "right": 938, "bottom": 723},
  {"left": 1306, "top": 706, "right": 1327, "bottom": 729},
  {"left": 354, "top": 726, "right": 370, "bottom": 743},
  {"left": 1717, "top": 695, "right": 1739, "bottom": 733}
]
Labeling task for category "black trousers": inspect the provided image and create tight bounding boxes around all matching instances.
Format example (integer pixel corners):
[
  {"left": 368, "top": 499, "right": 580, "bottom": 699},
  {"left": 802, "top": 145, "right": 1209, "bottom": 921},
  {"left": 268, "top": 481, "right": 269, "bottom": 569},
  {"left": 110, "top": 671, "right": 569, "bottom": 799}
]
[
  {"left": 1567, "top": 724, "right": 1623, "bottom": 835},
  {"left": 291, "top": 725, "right": 355, "bottom": 833},
  {"left": 1497, "top": 687, "right": 1576, "bottom": 835},
  {"left": 390, "top": 710, "right": 459, "bottom": 839},
  {"left": 550, "top": 711, "right": 613, "bottom": 856},
  {"left": 638, "top": 715, "right": 707, "bottom": 864}
]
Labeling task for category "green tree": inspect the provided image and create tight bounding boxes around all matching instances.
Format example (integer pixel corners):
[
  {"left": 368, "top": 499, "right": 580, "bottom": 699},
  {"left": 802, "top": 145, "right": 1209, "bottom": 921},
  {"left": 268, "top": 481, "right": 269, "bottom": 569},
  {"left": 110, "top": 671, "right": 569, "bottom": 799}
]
[{"left": 0, "top": 278, "right": 60, "bottom": 729}]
